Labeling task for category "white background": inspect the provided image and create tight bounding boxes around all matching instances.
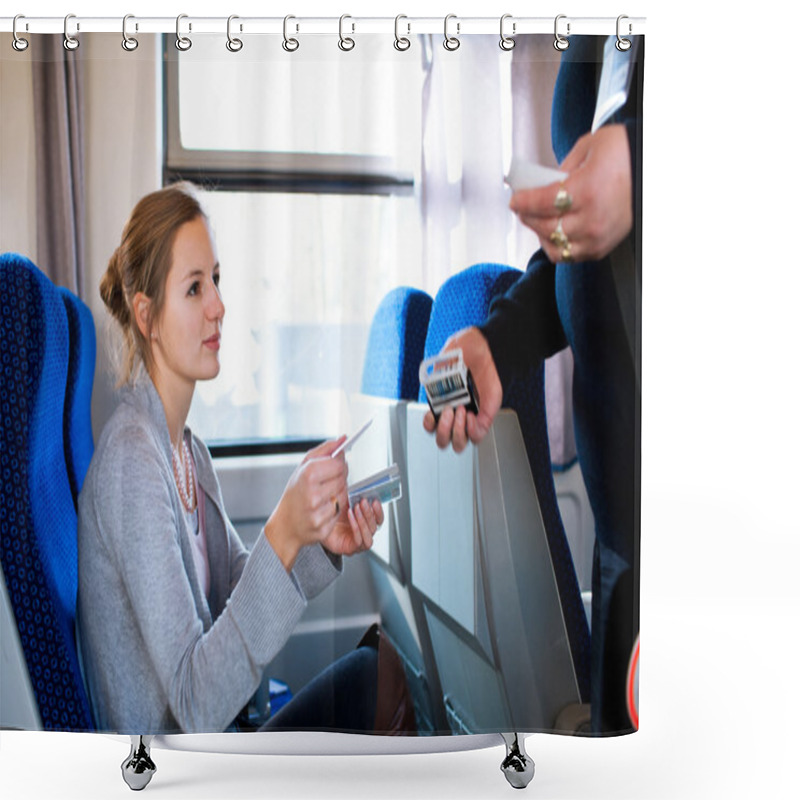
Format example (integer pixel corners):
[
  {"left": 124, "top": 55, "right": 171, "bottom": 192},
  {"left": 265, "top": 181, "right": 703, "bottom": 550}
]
[{"left": 2, "top": 1, "right": 798, "bottom": 798}]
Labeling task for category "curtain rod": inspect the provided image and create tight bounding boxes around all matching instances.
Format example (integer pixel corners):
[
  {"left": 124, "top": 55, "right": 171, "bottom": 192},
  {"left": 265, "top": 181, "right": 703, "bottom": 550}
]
[{"left": 1, "top": 16, "right": 646, "bottom": 37}]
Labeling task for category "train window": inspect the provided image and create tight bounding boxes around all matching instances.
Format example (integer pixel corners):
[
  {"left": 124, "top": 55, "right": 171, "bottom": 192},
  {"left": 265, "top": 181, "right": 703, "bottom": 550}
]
[
  {"left": 165, "top": 35, "right": 423, "bottom": 445},
  {"left": 185, "top": 189, "right": 422, "bottom": 444}
]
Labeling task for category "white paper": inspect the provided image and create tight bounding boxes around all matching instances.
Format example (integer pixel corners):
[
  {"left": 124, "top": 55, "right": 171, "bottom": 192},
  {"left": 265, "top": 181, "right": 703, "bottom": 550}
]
[
  {"left": 505, "top": 157, "right": 567, "bottom": 192},
  {"left": 592, "top": 35, "right": 637, "bottom": 133}
]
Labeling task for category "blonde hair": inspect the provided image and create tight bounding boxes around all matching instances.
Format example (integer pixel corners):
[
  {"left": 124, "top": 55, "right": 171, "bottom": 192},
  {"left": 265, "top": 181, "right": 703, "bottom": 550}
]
[{"left": 100, "top": 183, "right": 206, "bottom": 384}]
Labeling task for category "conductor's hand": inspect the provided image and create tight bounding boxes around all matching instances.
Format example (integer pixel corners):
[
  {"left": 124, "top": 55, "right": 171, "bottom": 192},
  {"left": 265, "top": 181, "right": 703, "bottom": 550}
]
[
  {"left": 422, "top": 327, "right": 502, "bottom": 453},
  {"left": 510, "top": 124, "right": 632, "bottom": 264}
]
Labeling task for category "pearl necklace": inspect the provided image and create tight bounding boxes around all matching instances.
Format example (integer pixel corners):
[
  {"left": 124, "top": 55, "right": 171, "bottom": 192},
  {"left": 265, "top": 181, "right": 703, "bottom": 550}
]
[{"left": 171, "top": 437, "right": 196, "bottom": 513}]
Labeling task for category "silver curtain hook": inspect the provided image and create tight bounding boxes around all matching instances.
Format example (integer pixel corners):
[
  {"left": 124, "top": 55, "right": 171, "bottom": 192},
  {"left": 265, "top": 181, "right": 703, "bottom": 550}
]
[
  {"left": 443, "top": 13, "right": 460, "bottom": 51},
  {"left": 12, "top": 14, "right": 29, "bottom": 52},
  {"left": 175, "top": 14, "right": 192, "bottom": 51},
  {"left": 394, "top": 14, "right": 411, "bottom": 51},
  {"left": 616, "top": 15, "right": 632, "bottom": 51},
  {"left": 338, "top": 14, "right": 355, "bottom": 51},
  {"left": 499, "top": 13, "right": 515, "bottom": 51},
  {"left": 282, "top": 15, "right": 299, "bottom": 52},
  {"left": 63, "top": 13, "right": 79, "bottom": 51},
  {"left": 554, "top": 14, "right": 570, "bottom": 51},
  {"left": 226, "top": 15, "right": 243, "bottom": 52},
  {"left": 122, "top": 14, "right": 139, "bottom": 51}
]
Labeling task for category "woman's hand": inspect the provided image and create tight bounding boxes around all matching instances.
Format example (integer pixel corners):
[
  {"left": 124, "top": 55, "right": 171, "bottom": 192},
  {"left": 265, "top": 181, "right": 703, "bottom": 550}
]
[
  {"left": 510, "top": 124, "right": 632, "bottom": 264},
  {"left": 422, "top": 327, "right": 503, "bottom": 453},
  {"left": 323, "top": 497, "right": 385, "bottom": 557},
  {"left": 264, "top": 437, "right": 349, "bottom": 571}
]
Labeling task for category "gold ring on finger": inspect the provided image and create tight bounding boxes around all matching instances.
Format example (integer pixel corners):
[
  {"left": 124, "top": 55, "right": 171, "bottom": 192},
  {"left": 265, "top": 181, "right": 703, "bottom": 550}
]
[
  {"left": 331, "top": 496, "right": 340, "bottom": 516},
  {"left": 549, "top": 217, "right": 570, "bottom": 249},
  {"left": 554, "top": 184, "right": 573, "bottom": 213}
]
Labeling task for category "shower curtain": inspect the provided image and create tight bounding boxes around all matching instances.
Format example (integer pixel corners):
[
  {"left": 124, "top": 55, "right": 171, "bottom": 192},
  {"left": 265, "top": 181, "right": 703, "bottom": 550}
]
[{"left": 0, "top": 17, "right": 643, "bottom": 745}]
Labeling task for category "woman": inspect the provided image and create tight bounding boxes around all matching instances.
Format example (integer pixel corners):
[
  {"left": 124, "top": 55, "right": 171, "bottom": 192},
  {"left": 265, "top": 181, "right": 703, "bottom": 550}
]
[{"left": 77, "top": 183, "right": 386, "bottom": 735}]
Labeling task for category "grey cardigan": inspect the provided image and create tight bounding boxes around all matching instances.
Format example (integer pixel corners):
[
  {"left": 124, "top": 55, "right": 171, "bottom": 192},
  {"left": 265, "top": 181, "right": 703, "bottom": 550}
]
[{"left": 77, "top": 373, "right": 340, "bottom": 734}]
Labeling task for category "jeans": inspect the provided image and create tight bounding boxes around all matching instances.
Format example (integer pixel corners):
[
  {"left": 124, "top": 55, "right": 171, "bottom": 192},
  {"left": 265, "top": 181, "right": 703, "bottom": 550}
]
[{"left": 260, "top": 647, "right": 379, "bottom": 733}]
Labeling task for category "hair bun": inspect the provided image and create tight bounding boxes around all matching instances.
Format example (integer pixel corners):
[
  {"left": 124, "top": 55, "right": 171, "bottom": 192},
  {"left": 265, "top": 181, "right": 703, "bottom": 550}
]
[{"left": 100, "top": 249, "right": 130, "bottom": 327}]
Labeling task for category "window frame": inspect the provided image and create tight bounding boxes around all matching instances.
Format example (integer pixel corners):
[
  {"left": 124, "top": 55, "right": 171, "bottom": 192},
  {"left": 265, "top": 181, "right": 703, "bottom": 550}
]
[{"left": 162, "top": 38, "right": 415, "bottom": 197}]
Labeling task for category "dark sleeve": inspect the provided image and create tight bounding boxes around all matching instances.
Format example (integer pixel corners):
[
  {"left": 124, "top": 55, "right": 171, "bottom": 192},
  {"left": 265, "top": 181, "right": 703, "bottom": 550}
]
[
  {"left": 551, "top": 36, "right": 602, "bottom": 163},
  {"left": 478, "top": 251, "right": 568, "bottom": 389},
  {"left": 479, "top": 36, "right": 643, "bottom": 392},
  {"left": 621, "top": 38, "right": 644, "bottom": 228},
  {"left": 477, "top": 36, "right": 598, "bottom": 390}
]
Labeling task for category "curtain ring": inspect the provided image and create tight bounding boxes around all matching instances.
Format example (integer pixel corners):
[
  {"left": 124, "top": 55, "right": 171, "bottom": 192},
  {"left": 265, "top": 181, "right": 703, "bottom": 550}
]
[
  {"left": 122, "top": 14, "right": 139, "bottom": 51},
  {"left": 175, "top": 14, "right": 192, "bottom": 51},
  {"left": 63, "top": 14, "right": 79, "bottom": 51},
  {"left": 553, "top": 14, "right": 570, "bottom": 51},
  {"left": 338, "top": 14, "right": 355, "bottom": 51},
  {"left": 282, "top": 15, "right": 299, "bottom": 52},
  {"left": 12, "top": 15, "right": 29, "bottom": 52},
  {"left": 394, "top": 14, "right": 411, "bottom": 51},
  {"left": 616, "top": 15, "right": 632, "bottom": 51},
  {"left": 443, "top": 14, "right": 460, "bottom": 51},
  {"left": 226, "top": 15, "right": 243, "bottom": 52},
  {"left": 499, "top": 13, "right": 515, "bottom": 51}
]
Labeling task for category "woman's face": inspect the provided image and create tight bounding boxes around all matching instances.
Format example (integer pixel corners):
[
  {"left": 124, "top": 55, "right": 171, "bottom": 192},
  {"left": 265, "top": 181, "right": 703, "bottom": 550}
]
[{"left": 150, "top": 216, "right": 225, "bottom": 387}]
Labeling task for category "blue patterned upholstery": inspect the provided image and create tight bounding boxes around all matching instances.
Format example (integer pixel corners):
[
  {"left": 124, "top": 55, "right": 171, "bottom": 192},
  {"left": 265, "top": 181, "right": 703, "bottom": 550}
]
[
  {"left": 59, "top": 288, "right": 96, "bottom": 506},
  {"left": 0, "top": 253, "right": 94, "bottom": 730},
  {"left": 419, "top": 264, "right": 521, "bottom": 391},
  {"left": 423, "top": 263, "right": 591, "bottom": 702},
  {"left": 361, "top": 287, "right": 433, "bottom": 400}
]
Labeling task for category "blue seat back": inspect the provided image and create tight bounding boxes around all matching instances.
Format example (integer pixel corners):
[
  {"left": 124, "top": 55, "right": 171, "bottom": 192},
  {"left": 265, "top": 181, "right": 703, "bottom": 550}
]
[
  {"left": 59, "top": 287, "right": 96, "bottom": 505},
  {"left": 422, "top": 262, "right": 591, "bottom": 702},
  {"left": 361, "top": 287, "right": 433, "bottom": 401},
  {"left": 419, "top": 263, "right": 521, "bottom": 377},
  {"left": 0, "top": 253, "right": 94, "bottom": 730}
]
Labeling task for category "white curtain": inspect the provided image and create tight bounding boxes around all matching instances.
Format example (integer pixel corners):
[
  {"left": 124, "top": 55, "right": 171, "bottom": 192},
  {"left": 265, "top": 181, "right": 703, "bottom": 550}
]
[
  {"left": 419, "top": 34, "right": 575, "bottom": 466},
  {"left": 419, "top": 35, "right": 512, "bottom": 290}
]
